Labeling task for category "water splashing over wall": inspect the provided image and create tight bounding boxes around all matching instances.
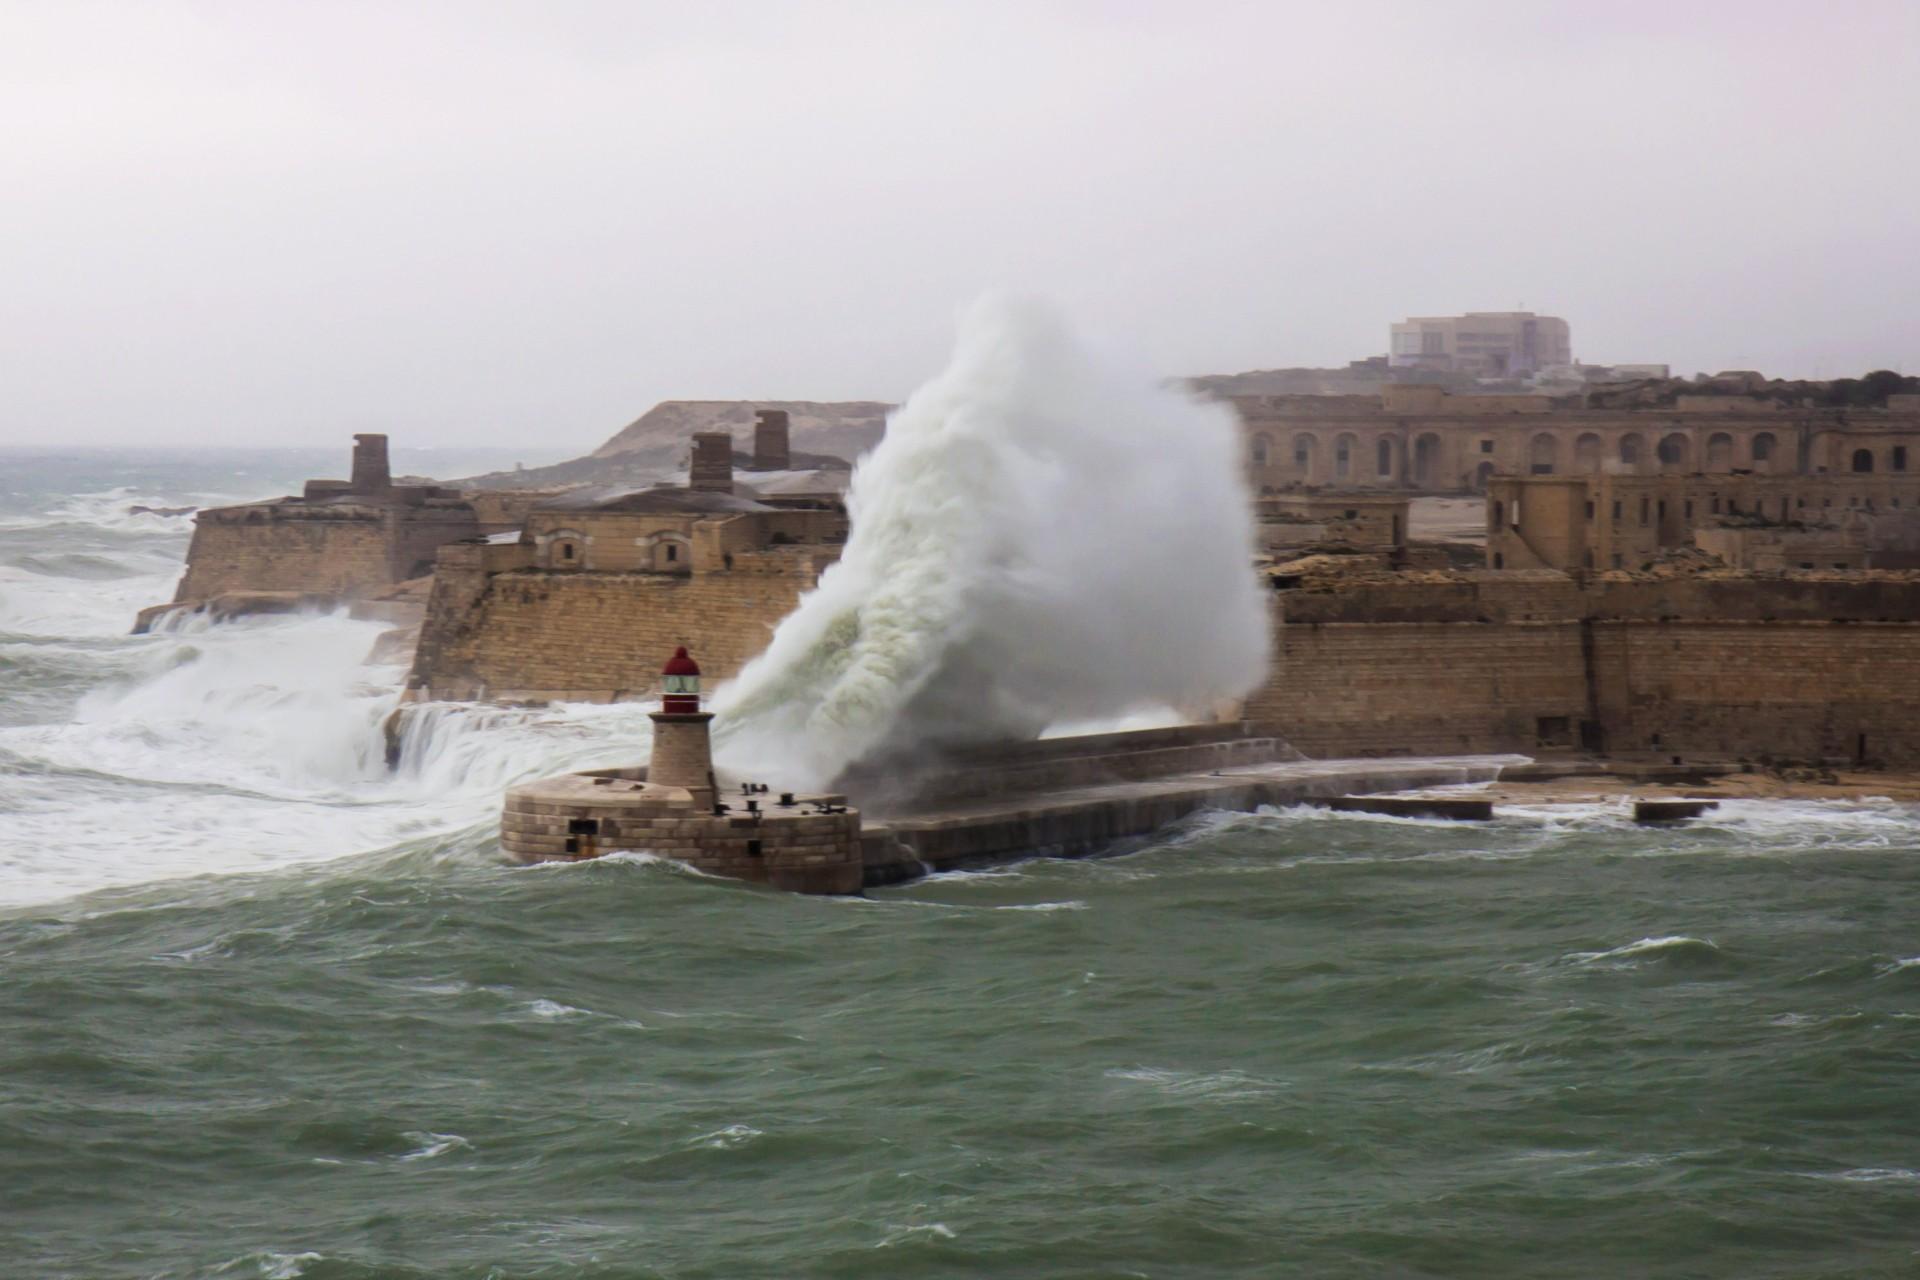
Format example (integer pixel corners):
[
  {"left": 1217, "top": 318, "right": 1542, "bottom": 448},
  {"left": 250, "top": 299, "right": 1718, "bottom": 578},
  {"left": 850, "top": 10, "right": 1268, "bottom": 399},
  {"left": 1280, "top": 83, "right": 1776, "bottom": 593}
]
[{"left": 713, "top": 295, "right": 1269, "bottom": 788}]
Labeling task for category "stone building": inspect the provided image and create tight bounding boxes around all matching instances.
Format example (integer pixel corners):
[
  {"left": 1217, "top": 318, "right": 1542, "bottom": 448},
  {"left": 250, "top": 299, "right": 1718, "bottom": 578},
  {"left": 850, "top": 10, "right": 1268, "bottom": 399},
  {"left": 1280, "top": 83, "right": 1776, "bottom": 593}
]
[
  {"left": 408, "top": 440, "right": 847, "bottom": 702},
  {"left": 1485, "top": 473, "right": 1920, "bottom": 571},
  {"left": 1238, "top": 386, "right": 1920, "bottom": 493},
  {"left": 1389, "top": 312, "right": 1572, "bottom": 376},
  {"left": 1254, "top": 493, "right": 1408, "bottom": 557},
  {"left": 145, "top": 435, "right": 479, "bottom": 628}
]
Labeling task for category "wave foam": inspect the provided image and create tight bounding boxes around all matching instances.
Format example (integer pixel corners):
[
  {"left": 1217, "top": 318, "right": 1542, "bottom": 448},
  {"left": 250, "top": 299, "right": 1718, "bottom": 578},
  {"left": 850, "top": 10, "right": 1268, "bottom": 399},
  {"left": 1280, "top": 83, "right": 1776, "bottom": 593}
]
[{"left": 713, "top": 294, "right": 1268, "bottom": 788}]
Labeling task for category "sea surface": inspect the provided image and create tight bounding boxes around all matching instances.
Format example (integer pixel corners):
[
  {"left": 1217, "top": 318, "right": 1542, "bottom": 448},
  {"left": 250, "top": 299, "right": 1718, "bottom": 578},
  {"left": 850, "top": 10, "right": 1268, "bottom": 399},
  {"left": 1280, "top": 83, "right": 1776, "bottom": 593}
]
[{"left": 3, "top": 450, "right": 1919, "bottom": 1279}]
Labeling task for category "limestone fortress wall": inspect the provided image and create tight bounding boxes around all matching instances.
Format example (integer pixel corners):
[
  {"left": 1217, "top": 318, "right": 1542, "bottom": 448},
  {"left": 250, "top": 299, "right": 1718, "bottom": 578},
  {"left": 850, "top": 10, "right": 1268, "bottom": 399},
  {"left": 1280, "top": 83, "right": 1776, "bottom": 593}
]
[
  {"left": 1249, "top": 572, "right": 1920, "bottom": 764},
  {"left": 155, "top": 434, "right": 479, "bottom": 625},
  {"left": 406, "top": 443, "right": 845, "bottom": 701},
  {"left": 409, "top": 541, "right": 832, "bottom": 701}
]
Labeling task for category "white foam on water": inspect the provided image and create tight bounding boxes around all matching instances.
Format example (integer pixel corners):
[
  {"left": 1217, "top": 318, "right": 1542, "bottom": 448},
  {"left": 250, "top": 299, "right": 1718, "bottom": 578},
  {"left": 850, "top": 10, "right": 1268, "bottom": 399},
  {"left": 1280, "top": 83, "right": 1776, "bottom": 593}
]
[
  {"left": 397, "top": 1131, "right": 473, "bottom": 1161},
  {"left": 0, "top": 605, "right": 660, "bottom": 910},
  {"left": 689, "top": 1123, "right": 764, "bottom": 1150},
  {"left": 712, "top": 294, "right": 1269, "bottom": 789},
  {"left": 1564, "top": 935, "right": 1720, "bottom": 965}
]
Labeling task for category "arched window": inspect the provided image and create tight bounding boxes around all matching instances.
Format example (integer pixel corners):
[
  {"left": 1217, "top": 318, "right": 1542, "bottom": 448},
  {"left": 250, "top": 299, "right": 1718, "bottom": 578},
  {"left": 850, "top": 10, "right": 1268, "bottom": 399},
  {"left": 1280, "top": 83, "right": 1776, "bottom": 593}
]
[
  {"left": 647, "top": 534, "right": 692, "bottom": 571},
  {"left": 1413, "top": 433, "right": 1444, "bottom": 488},
  {"left": 1251, "top": 433, "right": 1271, "bottom": 466},
  {"left": 1707, "top": 432, "right": 1733, "bottom": 472},
  {"left": 1852, "top": 448, "right": 1875, "bottom": 473},
  {"left": 1473, "top": 461, "right": 1495, "bottom": 491},
  {"left": 1335, "top": 434, "right": 1356, "bottom": 480},
  {"left": 1620, "top": 434, "right": 1643, "bottom": 467},
  {"left": 1529, "top": 433, "right": 1558, "bottom": 475},
  {"left": 1377, "top": 437, "right": 1394, "bottom": 477},
  {"left": 1657, "top": 433, "right": 1690, "bottom": 469},
  {"left": 1293, "top": 433, "right": 1318, "bottom": 472},
  {"left": 545, "top": 529, "right": 586, "bottom": 569},
  {"left": 1751, "top": 433, "right": 1776, "bottom": 466},
  {"left": 1575, "top": 433, "right": 1603, "bottom": 472}
]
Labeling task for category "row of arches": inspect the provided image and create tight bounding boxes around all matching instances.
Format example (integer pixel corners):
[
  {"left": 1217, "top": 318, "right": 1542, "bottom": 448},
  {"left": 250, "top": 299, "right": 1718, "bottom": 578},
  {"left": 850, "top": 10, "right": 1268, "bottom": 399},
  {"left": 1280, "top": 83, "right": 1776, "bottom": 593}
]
[
  {"left": 1248, "top": 428, "right": 1832, "bottom": 487},
  {"left": 1252, "top": 431, "right": 1454, "bottom": 486}
]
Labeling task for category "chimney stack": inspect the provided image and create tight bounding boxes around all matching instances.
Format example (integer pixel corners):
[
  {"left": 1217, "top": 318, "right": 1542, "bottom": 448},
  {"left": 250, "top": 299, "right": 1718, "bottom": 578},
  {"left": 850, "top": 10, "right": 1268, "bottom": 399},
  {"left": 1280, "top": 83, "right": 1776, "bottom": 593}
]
[
  {"left": 752, "top": 409, "right": 791, "bottom": 471},
  {"left": 351, "top": 433, "right": 392, "bottom": 494},
  {"left": 689, "top": 432, "right": 735, "bottom": 493}
]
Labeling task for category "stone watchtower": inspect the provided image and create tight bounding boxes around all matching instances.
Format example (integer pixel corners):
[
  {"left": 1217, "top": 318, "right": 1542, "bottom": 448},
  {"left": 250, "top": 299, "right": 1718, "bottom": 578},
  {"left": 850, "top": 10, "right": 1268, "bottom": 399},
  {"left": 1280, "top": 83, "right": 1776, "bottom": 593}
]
[
  {"left": 690, "top": 432, "right": 734, "bottom": 493},
  {"left": 351, "top": 433, "right": 393, "bottom": 495},
  {"left": 752, "top": 409, "right": 791, "bottom": 471},
  {"left": 649, "top": 646, "right": 716, "bottom": 809}
]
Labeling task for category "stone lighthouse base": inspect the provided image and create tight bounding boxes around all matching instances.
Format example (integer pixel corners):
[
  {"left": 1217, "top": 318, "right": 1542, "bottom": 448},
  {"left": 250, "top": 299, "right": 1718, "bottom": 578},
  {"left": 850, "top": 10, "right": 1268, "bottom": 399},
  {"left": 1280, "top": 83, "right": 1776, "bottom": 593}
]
[{"left": 500, "top": 767, "right": 864, "bottom": 895}]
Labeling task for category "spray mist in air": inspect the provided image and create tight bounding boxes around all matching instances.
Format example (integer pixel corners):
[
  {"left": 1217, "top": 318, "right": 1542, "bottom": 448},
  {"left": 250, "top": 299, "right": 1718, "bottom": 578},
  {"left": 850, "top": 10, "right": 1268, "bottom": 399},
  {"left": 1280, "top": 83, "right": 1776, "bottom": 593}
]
[{"left": 712, "top": 294, "right": 1269, "bottom": 788}]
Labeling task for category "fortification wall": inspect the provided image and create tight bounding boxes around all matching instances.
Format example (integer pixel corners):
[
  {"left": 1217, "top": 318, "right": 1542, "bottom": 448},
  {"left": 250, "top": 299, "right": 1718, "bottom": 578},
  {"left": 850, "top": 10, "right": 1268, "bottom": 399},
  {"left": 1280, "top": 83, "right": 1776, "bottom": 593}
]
[
  {"left": 1588, "top": 621, "right": 1920, "bottom": 763},
  {"left": 175, "top": 513, "right": 392, "bottom": 602},
  {"left": 1253, "top": 574, "right": 1920, "bottom": 763},
  {"left": 411, "top": 564, "right": 813, "bottom": 701},
  {"left": 1249, "top": 616, "right": 1588, "bottom": 756}
]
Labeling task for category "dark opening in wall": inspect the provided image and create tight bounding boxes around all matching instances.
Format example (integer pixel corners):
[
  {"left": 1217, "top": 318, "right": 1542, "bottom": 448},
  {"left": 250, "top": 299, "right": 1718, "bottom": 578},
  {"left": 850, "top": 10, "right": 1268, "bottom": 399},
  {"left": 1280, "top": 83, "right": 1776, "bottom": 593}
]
[
  {"left": 568, "top": 817, "right": 600, "bottom": 836},
  {"left": 1536, "top": 716, "right": 1572, "bottom": 746},
  {"left": 746, "top": 840, "right": 763, "bottom": 857}
]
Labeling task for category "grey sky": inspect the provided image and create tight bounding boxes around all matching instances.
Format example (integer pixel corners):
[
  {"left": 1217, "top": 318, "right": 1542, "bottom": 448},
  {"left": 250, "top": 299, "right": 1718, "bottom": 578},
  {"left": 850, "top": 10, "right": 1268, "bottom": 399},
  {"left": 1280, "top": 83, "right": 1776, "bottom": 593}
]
[{"left": 4, "top": 0, "right": 1916, "bottom": 448}]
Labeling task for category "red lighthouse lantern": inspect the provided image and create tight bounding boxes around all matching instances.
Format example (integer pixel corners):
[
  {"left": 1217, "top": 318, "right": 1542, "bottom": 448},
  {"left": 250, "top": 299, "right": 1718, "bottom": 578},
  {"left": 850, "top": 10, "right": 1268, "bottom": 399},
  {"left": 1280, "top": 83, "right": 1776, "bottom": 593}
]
[{"left": 661, "top": 646, "right": 701, "bottom": 715}]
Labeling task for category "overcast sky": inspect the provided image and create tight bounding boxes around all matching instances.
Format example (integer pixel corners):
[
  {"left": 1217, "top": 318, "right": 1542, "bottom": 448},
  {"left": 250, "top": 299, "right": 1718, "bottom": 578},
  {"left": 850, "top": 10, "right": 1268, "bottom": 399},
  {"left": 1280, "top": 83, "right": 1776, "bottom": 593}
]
[{"left": 4, "top": 1, "right": 1916, "bottom": 449}]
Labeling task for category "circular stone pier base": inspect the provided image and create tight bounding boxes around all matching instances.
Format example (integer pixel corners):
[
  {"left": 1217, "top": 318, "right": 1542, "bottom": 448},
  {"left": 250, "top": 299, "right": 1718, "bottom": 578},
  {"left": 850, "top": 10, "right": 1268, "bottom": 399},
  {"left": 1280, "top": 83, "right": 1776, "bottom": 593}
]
[{"left": 502, "top": 768, "right": 864, "bottom": 895}]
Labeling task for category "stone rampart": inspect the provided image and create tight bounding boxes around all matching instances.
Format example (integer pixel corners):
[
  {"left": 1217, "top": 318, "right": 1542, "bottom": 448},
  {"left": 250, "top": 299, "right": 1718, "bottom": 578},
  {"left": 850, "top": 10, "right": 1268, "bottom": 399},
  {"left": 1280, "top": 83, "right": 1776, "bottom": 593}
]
[
  {"left": 410, "top": 566, "right": 814, "bottom": 701},
  {"left": 175, "top": 509, "right": 393, "bottom": 602},
  {"left": 1251, "top": 574, "right": 1920, "bottom": 763}
]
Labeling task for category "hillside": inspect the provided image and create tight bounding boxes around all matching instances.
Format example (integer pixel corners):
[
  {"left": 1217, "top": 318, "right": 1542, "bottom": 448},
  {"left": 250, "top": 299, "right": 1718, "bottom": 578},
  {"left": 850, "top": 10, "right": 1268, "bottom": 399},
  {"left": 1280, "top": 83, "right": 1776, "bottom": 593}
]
[{"left": 456, "top": 399, "right": 892, "bottom": 491}]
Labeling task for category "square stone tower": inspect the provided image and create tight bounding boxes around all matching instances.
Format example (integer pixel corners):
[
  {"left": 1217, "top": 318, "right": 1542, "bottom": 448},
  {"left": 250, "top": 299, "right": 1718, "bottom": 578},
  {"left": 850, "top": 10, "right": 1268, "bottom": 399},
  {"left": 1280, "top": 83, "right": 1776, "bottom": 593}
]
[
  {"left": 690, "top": 432, "right": 735, "bottom": 492},
  {"left": 351, "top": 433, "right": 392, "bottom": 494},
  {"left": 753, "top": 409, "right": 791, "bottom": 471}
]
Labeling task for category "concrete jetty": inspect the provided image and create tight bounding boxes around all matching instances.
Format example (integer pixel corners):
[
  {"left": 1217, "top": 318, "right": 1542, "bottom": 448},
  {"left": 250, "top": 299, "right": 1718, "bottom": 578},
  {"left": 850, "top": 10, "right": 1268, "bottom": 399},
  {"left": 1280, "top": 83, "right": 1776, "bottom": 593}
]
[
  {"left": 856, "top": 751, "right": 1519, "bottom": 885},
  {"left": 500, "top": 662, "right": 1524, "bottom": 892}
]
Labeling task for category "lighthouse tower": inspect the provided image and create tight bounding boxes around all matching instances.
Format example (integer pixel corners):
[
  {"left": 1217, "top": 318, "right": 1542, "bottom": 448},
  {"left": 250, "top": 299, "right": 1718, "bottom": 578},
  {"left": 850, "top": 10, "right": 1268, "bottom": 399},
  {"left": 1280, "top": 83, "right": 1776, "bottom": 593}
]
[{"left": 648, "top": 646, "right": 716, "bottom": 808}]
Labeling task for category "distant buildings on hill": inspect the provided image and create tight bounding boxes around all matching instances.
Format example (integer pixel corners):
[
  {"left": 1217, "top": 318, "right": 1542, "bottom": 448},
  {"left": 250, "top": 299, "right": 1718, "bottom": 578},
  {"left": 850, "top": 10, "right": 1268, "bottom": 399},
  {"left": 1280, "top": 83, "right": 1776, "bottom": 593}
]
[{"left": 1389, "top": 311, "right": 1574, "bottom": 377}]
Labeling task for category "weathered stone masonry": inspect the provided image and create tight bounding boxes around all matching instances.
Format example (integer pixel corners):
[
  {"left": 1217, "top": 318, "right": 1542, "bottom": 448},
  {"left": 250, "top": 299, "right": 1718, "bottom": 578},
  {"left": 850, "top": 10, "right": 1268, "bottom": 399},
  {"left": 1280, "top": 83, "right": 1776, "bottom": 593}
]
[{"left": 1249, "top": 573, "right": 1920, "bottom": 764}]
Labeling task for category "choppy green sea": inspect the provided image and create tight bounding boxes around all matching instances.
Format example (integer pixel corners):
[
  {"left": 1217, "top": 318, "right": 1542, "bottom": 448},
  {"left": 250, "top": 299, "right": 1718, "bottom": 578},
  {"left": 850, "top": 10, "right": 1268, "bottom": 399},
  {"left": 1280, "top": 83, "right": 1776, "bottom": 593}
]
[{"left": 3, "top": 452, "right": 1918, "bottom": 1277}]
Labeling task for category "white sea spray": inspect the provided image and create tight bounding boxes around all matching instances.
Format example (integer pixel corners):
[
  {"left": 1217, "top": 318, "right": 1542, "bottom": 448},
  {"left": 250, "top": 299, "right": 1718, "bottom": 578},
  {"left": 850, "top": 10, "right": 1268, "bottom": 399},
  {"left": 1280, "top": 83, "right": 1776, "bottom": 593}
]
[{"left": 712, "top": 294, "right": 1269, "bottom": 788}]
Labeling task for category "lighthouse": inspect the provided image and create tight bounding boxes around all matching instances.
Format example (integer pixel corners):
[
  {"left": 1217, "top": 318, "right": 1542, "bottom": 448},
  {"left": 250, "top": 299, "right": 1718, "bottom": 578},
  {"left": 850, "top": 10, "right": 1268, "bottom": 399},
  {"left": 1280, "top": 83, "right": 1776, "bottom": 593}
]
[{"left": 648, "top": 646, "right": 716, "bottom": 808}]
